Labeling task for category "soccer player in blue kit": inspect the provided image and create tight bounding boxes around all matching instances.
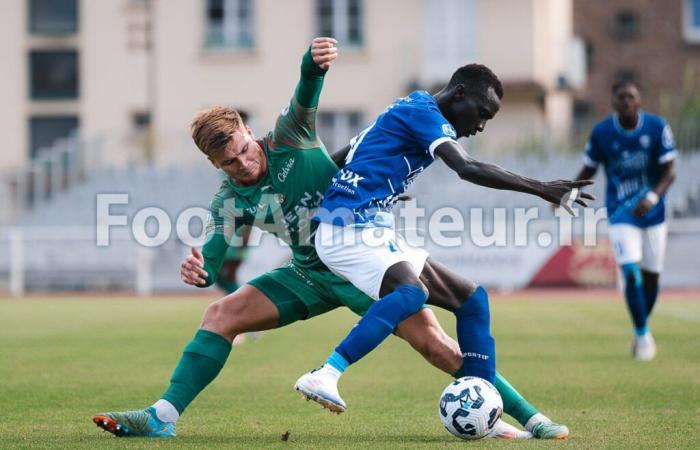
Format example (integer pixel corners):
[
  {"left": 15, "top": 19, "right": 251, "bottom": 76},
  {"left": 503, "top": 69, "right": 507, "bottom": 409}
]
[
  {"left": 295, "top": 62, "right": 593, "bottom": 437},
  {"left": 573, "top": 81, "right": 676, "bottom": 361}
]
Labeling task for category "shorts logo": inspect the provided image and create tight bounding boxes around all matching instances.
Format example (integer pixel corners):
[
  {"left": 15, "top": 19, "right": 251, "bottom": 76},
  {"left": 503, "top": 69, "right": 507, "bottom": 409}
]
[{"left": 442, "top": 123, "right": 457, "bottom": 138}]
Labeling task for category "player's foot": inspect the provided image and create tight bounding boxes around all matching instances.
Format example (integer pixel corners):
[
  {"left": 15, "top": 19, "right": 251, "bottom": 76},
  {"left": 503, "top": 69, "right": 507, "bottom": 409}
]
[
  {"left": 294, "top": 368, "right": 346, "bottom": 414},
  {"left": 531, "top": 421, "right": 569, "bottom": 440},
  {"left": 632, "top": 332, "right": 657, "bottom": 361},
  {"left": 487, "top": 419, "right": 532, "bottom": 439},
  {"left": 92, "top": 407, "right": 176, "bottom": 437}
]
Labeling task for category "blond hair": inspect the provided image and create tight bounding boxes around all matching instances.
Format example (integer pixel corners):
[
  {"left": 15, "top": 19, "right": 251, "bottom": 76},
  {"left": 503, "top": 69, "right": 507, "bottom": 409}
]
[{"left": 190, "top": 106, "right": 245, "bottom": 156}]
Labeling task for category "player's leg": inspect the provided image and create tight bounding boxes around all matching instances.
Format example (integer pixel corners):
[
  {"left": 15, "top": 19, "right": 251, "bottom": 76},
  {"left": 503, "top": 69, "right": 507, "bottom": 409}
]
[
  {"left": 296, "top": 262, "right": 428, "bottom": 412},
  {"left": 330, "top": 261, "right": 428, "bottom": 368},
  {"left": 393, "top": 309, "right": 530, "bottom": 440},
  {"left": 93, "top": 264, "right": 327, "bottom": 438},
  {"left": 417, "top": 257, "right": 495, "bottom": 383},
  {"left": 640, "top": 222, "right": 667, "bottom": 316},
  {"left": 93, "top": 285, "right": 280, "bottom": 437},
  {"left": 609, "top": 224, "right": 653, "bottom": 359},
  {"left": 419, "top": 257, "right": 569, "bottom": 440},
  {"left": 296, "top": 224, "right": 428, "bottom": 412}
]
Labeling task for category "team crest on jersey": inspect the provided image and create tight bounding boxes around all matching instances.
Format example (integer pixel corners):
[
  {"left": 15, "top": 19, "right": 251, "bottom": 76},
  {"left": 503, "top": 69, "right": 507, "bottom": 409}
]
[
  {"left": 442, "top": 123, "right": 457, "bottom": 138},
  {"left": 639, "top": 134, "right": 650, "bottom": 149},
  {"left": 275, "top": 193, "right": 285, "bottom": 205}
]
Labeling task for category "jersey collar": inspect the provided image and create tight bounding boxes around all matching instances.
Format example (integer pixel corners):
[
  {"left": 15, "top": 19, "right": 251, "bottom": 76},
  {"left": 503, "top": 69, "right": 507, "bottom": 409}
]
[{"left": 613, "top": 111, "right": 644, "bottom": 136}]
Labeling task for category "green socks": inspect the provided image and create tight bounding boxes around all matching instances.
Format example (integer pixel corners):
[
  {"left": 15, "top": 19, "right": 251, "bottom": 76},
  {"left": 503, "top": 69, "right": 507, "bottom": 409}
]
[
  {"left": 161, "top": 329, "right": 232, "bottom": 414},
  {"left": 454, "top": 367, "right": 539, "bottom": 427}
]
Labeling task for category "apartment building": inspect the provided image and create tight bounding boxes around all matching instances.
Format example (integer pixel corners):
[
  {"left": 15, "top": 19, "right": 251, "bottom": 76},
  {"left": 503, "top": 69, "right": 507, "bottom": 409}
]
[{"left": 0, "top": 0, "right": 583, "bottom": 174}]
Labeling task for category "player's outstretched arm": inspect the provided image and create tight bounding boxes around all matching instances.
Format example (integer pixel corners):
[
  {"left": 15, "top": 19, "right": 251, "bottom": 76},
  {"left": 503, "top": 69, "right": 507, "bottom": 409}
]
[
  {"left": 434, "top": 140, "right": 595, "bottom": 213},
  {"left": 294, "top": 37, "right": 337, "bottom": 108},
  {"left": 274, "top": 37, "right": 337, "bottom": 149}
]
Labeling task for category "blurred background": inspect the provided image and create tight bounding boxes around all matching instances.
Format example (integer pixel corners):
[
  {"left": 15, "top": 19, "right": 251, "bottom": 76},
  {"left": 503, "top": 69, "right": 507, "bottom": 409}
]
[{"left": 0, "top": 0, "right": 699, "bottom": 295}]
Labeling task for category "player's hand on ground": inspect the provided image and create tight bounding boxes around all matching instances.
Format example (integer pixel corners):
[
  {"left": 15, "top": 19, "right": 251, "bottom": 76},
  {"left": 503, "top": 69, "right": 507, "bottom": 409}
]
[
  {"left": 539, "top": 179, "right": 595, "bottom": 215},
  {"left": 181, "top": 247, "right": 208, "bottom": 286},
  {"left": 633, "top": 198, "right": 654, "bottom": 217},
  {"left": 311, "top": 37, "right": 338, "bottom": 70}
]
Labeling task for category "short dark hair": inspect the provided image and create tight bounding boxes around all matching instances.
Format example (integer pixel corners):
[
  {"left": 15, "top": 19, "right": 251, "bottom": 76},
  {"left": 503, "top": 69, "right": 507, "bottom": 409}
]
[
  {"left": 611, "top": 79, "right": 640, "bottom": 95},
  {"left": 447, "top": 64, "right": 504, "bottom": 99}
]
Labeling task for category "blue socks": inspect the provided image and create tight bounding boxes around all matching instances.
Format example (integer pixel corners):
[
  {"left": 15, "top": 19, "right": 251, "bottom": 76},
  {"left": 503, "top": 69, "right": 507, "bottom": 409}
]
[
  {"left": 328, "top": 284, "right": 427, "bottom": 369},
  {"left": 326, "top": 284, "right": 497, "bottom": 388},
  {"left": 621, "top": 263, "right": 648, "bottom": 335},
  {"left": 456, "top": 287, "right": 496, "bottom": 383}
]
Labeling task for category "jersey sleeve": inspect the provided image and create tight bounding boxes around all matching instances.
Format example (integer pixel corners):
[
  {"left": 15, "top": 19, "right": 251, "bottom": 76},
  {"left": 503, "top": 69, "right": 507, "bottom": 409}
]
[
  {"left": 199, "top": 185, "right": 247, "bottom": 287},
  {"left": 406, "top": 104, "right": 459, "bottom": 158},
  {"left": 272, "top": 48, "right": 327, "bottom": 150},
  {"left": 583, "top": 129, "right": 603, "bottom": 168},
  {"left": 656, "top": 121, "right": 678, "bottom": 164}
]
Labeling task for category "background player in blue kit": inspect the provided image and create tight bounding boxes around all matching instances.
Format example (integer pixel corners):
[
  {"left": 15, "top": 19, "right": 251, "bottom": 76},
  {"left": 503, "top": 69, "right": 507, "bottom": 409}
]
[
  {"left": 295, "top": 63, "right": 593, "bottom": 436},
  {"left": 573, "top": 80, "right": 677, "bottom": 361}
]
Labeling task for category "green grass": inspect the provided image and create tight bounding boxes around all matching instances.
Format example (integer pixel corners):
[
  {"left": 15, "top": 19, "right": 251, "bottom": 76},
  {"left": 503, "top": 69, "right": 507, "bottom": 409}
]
[{"left": 1, "top": 295, "right": 699, "bottom": 449}]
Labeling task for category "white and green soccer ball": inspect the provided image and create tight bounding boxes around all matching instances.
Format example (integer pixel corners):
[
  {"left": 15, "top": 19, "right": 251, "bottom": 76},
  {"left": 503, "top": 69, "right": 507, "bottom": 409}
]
[{"left": 438, "top": 376, "right": 503, "bottom": 440}]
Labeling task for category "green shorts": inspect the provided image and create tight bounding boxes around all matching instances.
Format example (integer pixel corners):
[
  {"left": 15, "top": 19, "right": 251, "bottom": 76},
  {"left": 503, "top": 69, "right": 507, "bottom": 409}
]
[{"left": 247, "top": 261, "right": 374, "bottom": 327}]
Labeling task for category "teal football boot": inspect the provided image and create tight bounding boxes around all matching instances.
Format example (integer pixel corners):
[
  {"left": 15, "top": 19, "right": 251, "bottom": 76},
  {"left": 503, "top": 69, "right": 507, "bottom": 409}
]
[{"left": 92, "top": 407, "right": 175, "bottom": 437}]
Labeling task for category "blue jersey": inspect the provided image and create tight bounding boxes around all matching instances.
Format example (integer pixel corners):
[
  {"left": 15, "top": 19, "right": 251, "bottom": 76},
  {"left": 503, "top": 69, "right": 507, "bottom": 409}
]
[
  {"left": 315, "top": 90, "right": 459, "bottom": 226},
  {"left": 584, "top": 111, "right": 677, "bottom": 227}
]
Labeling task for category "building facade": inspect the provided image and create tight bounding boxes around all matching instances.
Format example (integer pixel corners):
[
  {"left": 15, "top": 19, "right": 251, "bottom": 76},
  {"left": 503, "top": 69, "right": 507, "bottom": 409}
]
[
  {"left": 574, "top": 0, "right": 700, "bottom": 128},
  {"left": 0, "top": 0, "right": 582, "bottom": 176}
]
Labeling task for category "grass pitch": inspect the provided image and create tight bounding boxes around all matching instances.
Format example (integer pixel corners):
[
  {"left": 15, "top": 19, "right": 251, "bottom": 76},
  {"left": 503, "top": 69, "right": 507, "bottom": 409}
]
[{"left": 1, "top": 293, "right": 699, "bottom": 449}]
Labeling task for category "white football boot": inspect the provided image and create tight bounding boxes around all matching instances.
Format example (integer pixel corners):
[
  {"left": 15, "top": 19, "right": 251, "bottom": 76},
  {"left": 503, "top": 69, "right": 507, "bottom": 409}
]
[
  {"left": 632, "top": 332, "right": 657, "bottom": 361},
  {"left": 487, "top": 419, "right": 533, "bottom": 439},
  {"left": 294, "top": 366, "right": 346, "bottom": 414}
]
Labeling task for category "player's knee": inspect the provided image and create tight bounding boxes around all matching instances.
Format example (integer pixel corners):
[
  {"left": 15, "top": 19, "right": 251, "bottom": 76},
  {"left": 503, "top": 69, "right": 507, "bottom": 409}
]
[
  {"left": 201, "top": 295, "right": 245, "bottom": 338},
  {"left": 621, "top": 263, "right": 642, "bottom": 287},
  {"left": 396, "top": 283, "right": 429, "bottom": 316},
  {"left": 456, "top": 286, "right": 490, "bottom": 324}
]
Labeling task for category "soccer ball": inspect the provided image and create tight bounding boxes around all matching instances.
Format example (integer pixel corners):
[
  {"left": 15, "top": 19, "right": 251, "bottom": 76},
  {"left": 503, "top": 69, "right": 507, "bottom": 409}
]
[{"left": 438, "top": 376, "right": 503, "bottom": 440}]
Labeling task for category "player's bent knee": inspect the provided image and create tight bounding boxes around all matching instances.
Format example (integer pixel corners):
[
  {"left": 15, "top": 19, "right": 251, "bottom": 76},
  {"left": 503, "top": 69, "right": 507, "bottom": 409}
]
[
  {"left": 396, "top": 284, "right": 429, "bottom": 317},
  {"left": 201, "top": 294, "right": 248, "bottom": 338}
]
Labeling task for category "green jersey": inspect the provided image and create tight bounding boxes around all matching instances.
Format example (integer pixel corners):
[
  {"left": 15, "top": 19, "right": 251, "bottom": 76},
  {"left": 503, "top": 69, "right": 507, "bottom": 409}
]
[{"left": 200, "top": 49, "right": 338, "bottom": 286}]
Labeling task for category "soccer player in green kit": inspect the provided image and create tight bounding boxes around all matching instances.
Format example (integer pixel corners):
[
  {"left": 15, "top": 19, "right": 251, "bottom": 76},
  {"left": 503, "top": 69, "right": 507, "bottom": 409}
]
[{"left": 92, "top": 37, "right": 567, "bottom": 440}]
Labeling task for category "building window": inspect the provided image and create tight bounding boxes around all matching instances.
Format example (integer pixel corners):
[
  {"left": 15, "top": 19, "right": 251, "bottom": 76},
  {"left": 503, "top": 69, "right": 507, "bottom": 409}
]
[
  {"left": 29, "top": 116, "right": 79, "bottom": 158},
  {"left": 205, "top": 0, "right": 254, "bottom": 49},
  {"left": 131, "top": 111, "right": 151, "bottom": 132},
  {"left": 30, "top": 50, "right": 79, "bottom": 100},
  {"left": 316, "top": 0, "right": 364, "bottom": 47},
  {"left": 613, "top": 10, "right": 639, "bottom": 41},
  {"left": 29, "top": 0, "right": 78, "bottom": 34},
  {"left": 318, "top": 112, "right": 363, "bottom": 152},
  {"left": 683, "top": 0, "right": 700, "bottom": 42}
]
